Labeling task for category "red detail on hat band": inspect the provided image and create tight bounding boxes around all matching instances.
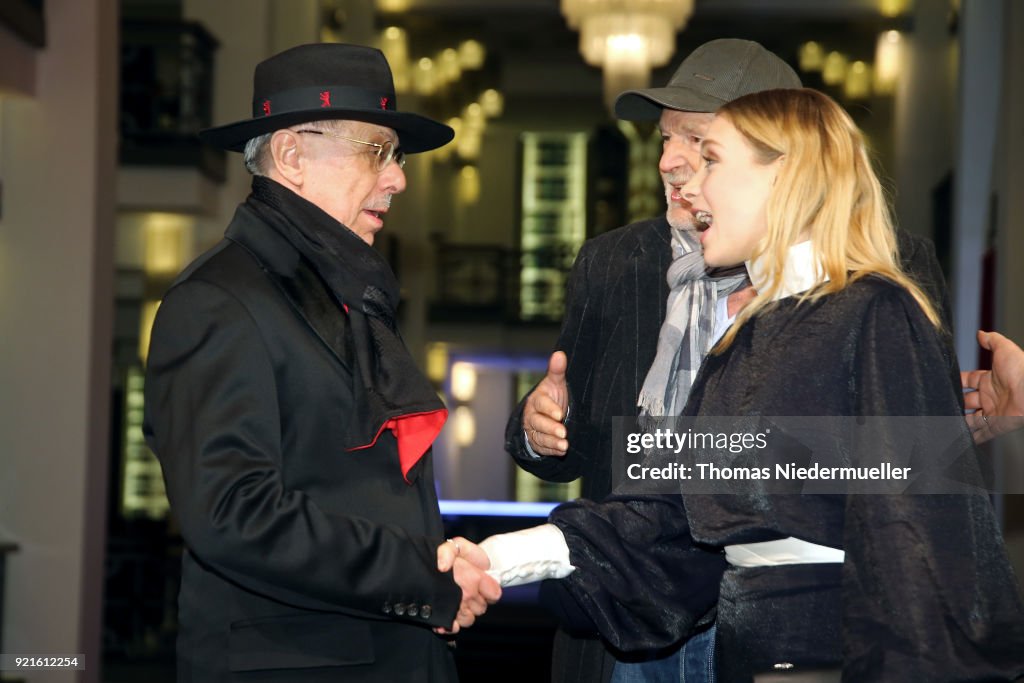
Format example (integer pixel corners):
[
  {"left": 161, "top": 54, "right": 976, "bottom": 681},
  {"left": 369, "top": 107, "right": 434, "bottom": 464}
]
[
  {"left": 262, "top": 100, "right": 271, "bottom": 116},
  {"left": 380, "top": 97, "right": 389, "bottom": 110},
  {"left": 319, "top": 90, "right": 331, "bottom": 108}
]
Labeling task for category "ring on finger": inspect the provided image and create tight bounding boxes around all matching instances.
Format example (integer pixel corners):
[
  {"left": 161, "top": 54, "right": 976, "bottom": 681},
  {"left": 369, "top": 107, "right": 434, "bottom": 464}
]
[{"left": 446, "top": 537, "right": 461, "bottom": 555}]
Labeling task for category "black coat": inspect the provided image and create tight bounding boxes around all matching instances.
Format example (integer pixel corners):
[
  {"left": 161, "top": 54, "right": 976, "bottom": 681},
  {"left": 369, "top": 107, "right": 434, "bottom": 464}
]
[
  {"left": 144, "top": 203, "right": 461, "bottom": 682},
  {"left": 505, "top": 217, "right": 960, "bottom": 683},
  {"left": 556, "top": 276, "right": 1024, "bottom": 681},
  {"left": 506, "top": 217, "right": 674, "bottom": 500}
]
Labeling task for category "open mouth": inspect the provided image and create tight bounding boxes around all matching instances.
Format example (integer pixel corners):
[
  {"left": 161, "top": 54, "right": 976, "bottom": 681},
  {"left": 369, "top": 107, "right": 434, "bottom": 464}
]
[
  {"left": 664, "top": 174, "right": 690, "bottom": 204},
  {"left": 363, "top": 194, "right": 392, "bottom": 224},
  {"left": 693, "top": 210, "right": 713, "bottom": 228}
]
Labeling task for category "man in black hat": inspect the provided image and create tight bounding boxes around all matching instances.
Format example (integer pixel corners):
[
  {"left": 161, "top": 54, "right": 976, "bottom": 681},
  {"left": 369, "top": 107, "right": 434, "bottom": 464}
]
[
  {"left": 144, "top": 43, "right": 500, "bottom": 682},
  {"left": 500, "top": 38, "right": 954, "bottom": 683}
]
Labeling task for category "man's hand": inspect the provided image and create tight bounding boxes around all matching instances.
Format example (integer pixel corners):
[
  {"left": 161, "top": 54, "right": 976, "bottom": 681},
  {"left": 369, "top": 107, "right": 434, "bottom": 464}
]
[
  {"left": 522, "top": 351, "right": 570, "bottom": 456},
  {"left": 961, "top": 330, "right": 1024, "bottom": 443},
  {"left": 434, "top": 537, "right": 502, "bottom": 634}
]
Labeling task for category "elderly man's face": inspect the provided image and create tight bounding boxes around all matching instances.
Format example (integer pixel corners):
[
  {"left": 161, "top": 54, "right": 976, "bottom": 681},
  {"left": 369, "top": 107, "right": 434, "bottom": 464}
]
[
  {"left": 658, "top": 109, "right": 715, "bottom": 231},
  {"left": 300, "top": 121, "right": 406, "bottom": 245}
]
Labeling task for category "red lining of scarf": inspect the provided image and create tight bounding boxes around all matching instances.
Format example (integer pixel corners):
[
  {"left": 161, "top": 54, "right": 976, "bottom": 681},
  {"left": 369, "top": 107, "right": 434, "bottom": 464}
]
[{"left": 348, "top": 409, "right": 448, "bottom": 484}]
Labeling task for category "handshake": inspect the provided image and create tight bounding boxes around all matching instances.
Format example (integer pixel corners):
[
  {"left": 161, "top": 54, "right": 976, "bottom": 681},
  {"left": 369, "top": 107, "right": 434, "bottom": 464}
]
[{"left": 432, "top": 524, "right": 575, "bottom": 634}]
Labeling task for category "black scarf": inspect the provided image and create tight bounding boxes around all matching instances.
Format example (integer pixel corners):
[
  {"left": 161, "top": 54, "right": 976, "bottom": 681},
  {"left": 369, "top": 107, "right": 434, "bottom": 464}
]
[{"left": 246, "top": 176, "right": 445, "bottom": 482}]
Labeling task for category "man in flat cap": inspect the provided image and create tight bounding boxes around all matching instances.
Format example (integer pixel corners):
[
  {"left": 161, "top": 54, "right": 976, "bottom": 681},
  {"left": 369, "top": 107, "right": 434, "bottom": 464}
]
[
  {"left": 501, "top": 39, "right": 801, "bottom": 683},
  {"left": 144, "top": 43, "right": 499, "bottom": 682},
  {"left": 499, "top": 38, "right": 954, "bottom": 683}
]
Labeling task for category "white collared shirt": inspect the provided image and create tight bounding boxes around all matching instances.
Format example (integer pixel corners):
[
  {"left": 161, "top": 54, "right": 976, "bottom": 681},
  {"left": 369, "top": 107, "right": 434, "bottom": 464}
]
[{"left": 746, "top": 240, "right": 828, "bottom": 302}]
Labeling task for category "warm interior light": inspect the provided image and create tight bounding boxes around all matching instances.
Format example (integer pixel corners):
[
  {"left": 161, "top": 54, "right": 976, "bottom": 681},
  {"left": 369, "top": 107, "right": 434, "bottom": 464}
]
[
  {"left": 452, "top": 406, "right": 476, "bottom": 447},
  {"left": 798, "top": 41, "right": 825, "bottom": 72},
  {"left": 457, "top": 130, "right": 482, "bottom": 161},
  {"left": 561, "top": 0, "right": 695, "bottom": 112},
  {"left": 844, "top": 61, "right": 872, "bottom": 99},
  {"left": 379, "top": 26, "right": 410, "bottom": 92},
  {"left": 878, "top": 0, "right": 911, "bottom": 17},
  {"left": 413, "top": 57, "right": 438, "bottom": 96},
  {"left": 457, "top": 106, "right": 484, "bottom": 162},
  {"left": 603, "top": 34, "right": 650, "bottom": 112},
  {"left": 458, "top": 40, "right": 486, "bottom": 70},
  {"left": 463, "top": 102, "right": 485, "bottom": 127},
  {"left": 874, "top": 30, "right": 902, "bottom": 94},
  {"left": 822, "top": 51, "right": 849, "bottom": 86},
  {"left": 143, "top": 212, "right": 193, "bottom": 276},
  {"left": 438, "top": 48, "right": 461, "bottom": 84},
  {"left": 458, "top": 165, "right": 481, "bottom": 204},
  {"left": 479, "top": 89, "right": 504, "bottom": 117},
  {"left": 376, "top": 0, "right": 411, "bottom": 11},
  {"left": 426, "top": 343, "right": 448, "bottom": 383},
  {"left": 451, "top": 361, "right": 478, "bottom": 401},
  {"left": 607, "top": 33, "right": 646, "bottom": 53},
  {"left": 139, "top": 299, "right": 160, "bottom": 364}
]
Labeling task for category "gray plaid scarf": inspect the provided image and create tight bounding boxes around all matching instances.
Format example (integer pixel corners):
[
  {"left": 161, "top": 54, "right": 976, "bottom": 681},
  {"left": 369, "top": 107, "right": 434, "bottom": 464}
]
[{"left": 637, "top": 226, "right": 748, "bottom": 424}]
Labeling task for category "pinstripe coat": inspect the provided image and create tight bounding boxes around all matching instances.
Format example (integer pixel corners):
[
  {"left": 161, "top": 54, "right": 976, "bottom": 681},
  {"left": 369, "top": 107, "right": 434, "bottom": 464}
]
[{"left": 507, "top": 217, "right": 673, "bottom": 501}]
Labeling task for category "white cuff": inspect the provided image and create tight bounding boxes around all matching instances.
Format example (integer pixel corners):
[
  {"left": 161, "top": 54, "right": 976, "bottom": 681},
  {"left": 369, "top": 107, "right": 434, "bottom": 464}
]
[
  {"left": 522, "top": 430, "right": 542, "bottom": 460},
  {"left": 479, "top": 523, "right": 576, "bottom": 587},
  {"left": 521, "top": 404, "right": 570, "bottom": 460}
]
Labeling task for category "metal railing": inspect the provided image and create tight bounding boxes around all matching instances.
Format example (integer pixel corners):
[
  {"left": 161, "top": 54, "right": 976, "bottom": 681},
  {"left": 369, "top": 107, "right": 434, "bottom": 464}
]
[
  {"left": 120, "top": 20, "right": 224, "bottom": 182},
  {"left": 429, "top": 240, "right": 576, "bottom": 324}
]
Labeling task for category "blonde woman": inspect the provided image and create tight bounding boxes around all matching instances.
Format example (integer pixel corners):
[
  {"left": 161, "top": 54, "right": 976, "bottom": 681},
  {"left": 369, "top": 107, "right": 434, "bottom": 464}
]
[
  {"left": 463, "top": 89, "right": 1024, "bottom": 681},
  {"left": 670, "top": 87, "right": 1024, "bottom": 680}
]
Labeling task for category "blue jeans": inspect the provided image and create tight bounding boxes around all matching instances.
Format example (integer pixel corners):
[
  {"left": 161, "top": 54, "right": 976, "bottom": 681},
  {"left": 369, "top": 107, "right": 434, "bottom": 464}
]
[{"left": 610, "top": 624, "right": 716, "bottom": 683}]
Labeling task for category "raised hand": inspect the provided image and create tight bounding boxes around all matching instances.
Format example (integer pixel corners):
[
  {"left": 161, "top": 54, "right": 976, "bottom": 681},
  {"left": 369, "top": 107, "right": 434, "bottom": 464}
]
[
  {"left": 522, "top": 351, "right": 570, "bottom": 456},
  {"left": 961, "top": 330, "right": 1024, "bottom": 443}
]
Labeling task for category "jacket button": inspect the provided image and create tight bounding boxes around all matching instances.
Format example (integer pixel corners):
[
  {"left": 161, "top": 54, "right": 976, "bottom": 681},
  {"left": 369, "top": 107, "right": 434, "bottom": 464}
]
[
  {"left": 382, "top": 602, "right": 392, "bottom": 615},
  {"left": 420, "top": 604, "right": 432, "bottom": 619},
  {"left": 393, "top": 602, "right": 406, "bottom": 616}
]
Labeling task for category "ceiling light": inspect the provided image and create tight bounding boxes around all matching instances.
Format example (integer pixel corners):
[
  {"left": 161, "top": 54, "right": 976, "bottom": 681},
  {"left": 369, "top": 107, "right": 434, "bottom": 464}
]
[{"left": 562, "top": 0, "right": 695, "bottom": 112}]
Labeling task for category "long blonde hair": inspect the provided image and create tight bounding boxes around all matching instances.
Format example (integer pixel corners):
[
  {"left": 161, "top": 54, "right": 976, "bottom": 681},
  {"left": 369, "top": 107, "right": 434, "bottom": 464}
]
[{"left": 714, "top": 88, "right": 940, "bottom": 351}]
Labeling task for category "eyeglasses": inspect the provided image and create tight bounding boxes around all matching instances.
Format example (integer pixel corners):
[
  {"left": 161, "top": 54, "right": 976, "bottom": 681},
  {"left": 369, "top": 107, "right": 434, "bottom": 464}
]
[{"left": 295, "top": 129, "right": 406, "bottom": 172}]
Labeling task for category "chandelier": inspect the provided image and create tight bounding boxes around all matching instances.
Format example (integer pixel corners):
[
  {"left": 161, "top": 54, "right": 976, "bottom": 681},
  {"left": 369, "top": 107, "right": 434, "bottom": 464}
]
[{"left": 561, "top": 0, "right": 695, "bottom": 111}]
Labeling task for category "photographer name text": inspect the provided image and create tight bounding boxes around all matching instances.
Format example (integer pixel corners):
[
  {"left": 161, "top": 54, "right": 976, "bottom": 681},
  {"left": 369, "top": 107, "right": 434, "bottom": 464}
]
[{"left": 626, "top": 461, "right": 911, "bottom": 481}]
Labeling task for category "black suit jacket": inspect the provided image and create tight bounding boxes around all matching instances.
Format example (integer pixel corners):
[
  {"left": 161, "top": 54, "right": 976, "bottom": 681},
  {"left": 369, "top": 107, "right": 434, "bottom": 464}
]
[
  {"left": 504, "top": 217, "right": 956, "bottom": 683},
  {"left": 144, "top": 203, "right": 461, "bottom": 682}
]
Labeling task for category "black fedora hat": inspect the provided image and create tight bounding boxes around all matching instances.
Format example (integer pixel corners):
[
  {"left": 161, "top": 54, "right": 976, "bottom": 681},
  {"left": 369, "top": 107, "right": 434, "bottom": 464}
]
[{"left": 199, "top": 43, "right": 453, "bottom": 154}]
